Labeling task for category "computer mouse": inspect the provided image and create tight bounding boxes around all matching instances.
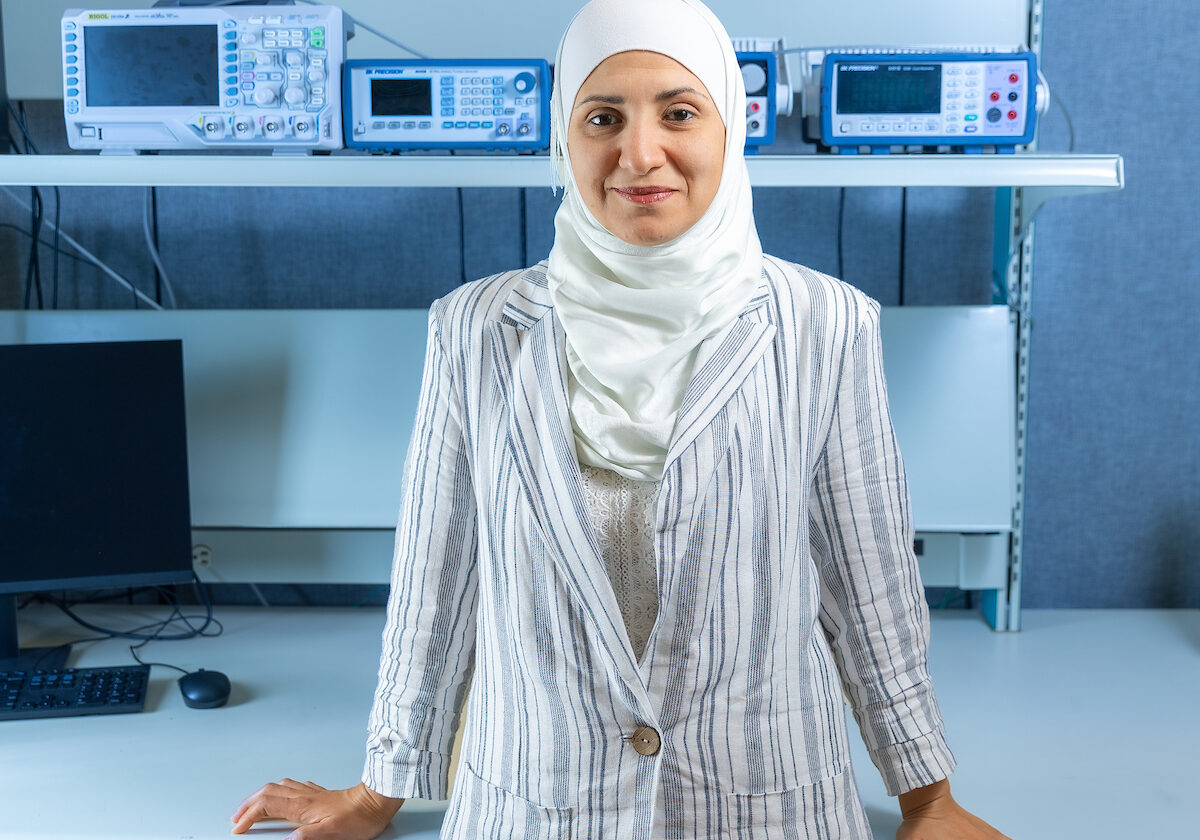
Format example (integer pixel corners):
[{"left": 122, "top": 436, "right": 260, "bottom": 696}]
[{"left": 177, "top": 669, "right": 231, "bottom": 709}]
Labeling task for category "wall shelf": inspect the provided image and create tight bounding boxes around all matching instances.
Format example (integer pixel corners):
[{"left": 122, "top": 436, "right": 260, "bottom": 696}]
[{"left": 0, "top": 152, "right": 1123, "bottom": 192}]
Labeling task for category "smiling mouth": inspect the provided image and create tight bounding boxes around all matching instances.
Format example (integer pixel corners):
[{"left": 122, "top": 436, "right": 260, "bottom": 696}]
[{"left": 612, "top": 186, "right": 677, "bottom": 205}]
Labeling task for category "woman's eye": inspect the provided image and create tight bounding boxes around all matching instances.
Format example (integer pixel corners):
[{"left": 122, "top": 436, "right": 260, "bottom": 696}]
[
  {"left": 587, "top": 113, "right": 618, "bottom": 127},
  {"left": 665, "top": 108, "right": 696, "bottom": 122}
]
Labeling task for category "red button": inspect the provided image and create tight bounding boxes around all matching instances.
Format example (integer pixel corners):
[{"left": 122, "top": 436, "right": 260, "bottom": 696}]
[
  {"left": 990, "top": 92, "right": 1000, "bottom": 102},
  {"left": 750, "top": 102, "right": 760, "bottom": 113},
  {"left": 1008, "top": 110, "right": 1018, "bottom": 120},
  {"left": 1009, "top": 73, "right": 1020, "bottom": 83}
]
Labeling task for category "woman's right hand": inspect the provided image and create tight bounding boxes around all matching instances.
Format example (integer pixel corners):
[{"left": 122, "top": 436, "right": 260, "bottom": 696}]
[{"left": 231, "top": 779, "right": 405, "bottom": 840}]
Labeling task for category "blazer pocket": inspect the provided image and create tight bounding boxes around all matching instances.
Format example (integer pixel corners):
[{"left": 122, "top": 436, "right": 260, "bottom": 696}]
[
  {"left": 446, "top": 760, "right": 574, "bottom": 840},
  {"left": 725, "top": 766, "right": 870, "bottom": 840}
]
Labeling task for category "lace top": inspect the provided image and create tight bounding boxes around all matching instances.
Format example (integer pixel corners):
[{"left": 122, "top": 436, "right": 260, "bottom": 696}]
[{"left": 579, "top": 465, "right": 660, "bottom": 660}]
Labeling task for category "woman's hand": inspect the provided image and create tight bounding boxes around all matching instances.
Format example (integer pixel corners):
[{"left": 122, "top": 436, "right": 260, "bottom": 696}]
[
  {"left": 896, "top": 779, "right": 1010, "bottom": 840},
  {"left": 231, "top": 779, "right": 405, "bottom": 840}
]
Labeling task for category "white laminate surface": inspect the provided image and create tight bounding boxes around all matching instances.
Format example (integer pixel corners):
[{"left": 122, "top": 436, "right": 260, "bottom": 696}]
[
  {"left": 0, "top": 604, "right": 447, "bottom": 840},
  {"left": 3, "top": 607, "right": 1196, "bottom": 839}
]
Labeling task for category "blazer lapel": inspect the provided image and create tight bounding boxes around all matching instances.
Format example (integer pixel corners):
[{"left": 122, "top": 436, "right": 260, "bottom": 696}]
[
  {"left": 487, "top": 305, "right": 652, "bottom": 706},
  {"left": 663, "top": 288, "right": 777, "bottom": 470}
]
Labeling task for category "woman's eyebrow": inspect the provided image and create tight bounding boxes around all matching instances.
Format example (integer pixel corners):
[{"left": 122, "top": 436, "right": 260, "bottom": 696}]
[
  {"left": 576, "top": 93, "right": 624, "bottom": 108},
  {"left": 655, "top": 86, "right": 707, "bottom": 102},
  {"left": 575, "top": 87, "right": 710, "bottom": 109}
]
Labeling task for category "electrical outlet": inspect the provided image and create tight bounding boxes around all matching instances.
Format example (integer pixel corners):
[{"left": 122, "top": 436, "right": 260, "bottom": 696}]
[{"left": 192, "top": 544, "right": 213, "bottom": 568}]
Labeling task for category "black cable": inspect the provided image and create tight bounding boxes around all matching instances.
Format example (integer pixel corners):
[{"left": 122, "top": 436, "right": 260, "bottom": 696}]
[
  {"left": 1049, "top": 86, "right": 1076, "bottom": 153},
  {"left": 51, "top": 189, "right": 61, "bottom": 308},
  {"left": 22, "top": 186, "right": 44, "bottom": 309},
  {"left": 7, "top": 102, "right": 64, "bottom": 308},
  {"left": 42, "top": 574, "right": 222, "bottom": 646},
  {"left": 0, "top": 223, "right": 111, "bottom": 267},
  {"left": 129, "top": 646, "right": 190, "bottom": 675},
  {"left": 898, "top": 187, "right": 908, "bottom": 306},
  {"left": 150, "top": 187, "right": 163, "bottom": 305},
  {"left": 836, "top": 187, "right": 846, "bottom": 280},
  {"left": 16, "top": 102, "right": 46, "bottom": 310}
]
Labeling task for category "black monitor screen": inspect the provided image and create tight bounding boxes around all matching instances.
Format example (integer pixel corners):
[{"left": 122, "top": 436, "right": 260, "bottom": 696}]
[
  {"left": 371, "top": 78, "right": 432, "bottom": 116},
  {"left": 0, "top": 340, "right": 194, "bottom": 594},
  {"left": 84, "top": 24, "right": 219, "bottom": 107}
]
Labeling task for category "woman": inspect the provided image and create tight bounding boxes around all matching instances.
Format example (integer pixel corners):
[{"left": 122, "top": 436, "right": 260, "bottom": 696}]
[{"left": 232, "top": 1, "right": 1009, "bottom": 838}]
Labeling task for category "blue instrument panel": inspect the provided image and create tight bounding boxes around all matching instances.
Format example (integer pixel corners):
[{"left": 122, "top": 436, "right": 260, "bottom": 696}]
[
  {"left": 342, "top": 59, "right": 550, "bottom": 152},
  {"left": 738, "top": 51, "right": 776, "bottom": 149},
  {"left": 820, "top": 52, "right": 1037, "bottom": 154}
]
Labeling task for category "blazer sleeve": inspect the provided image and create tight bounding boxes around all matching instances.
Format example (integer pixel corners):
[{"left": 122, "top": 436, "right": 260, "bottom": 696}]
[
  {"left": 808, "top": 298, "right": 958, "bottom": 797},
  {"left": 362, "top": 300, "right": 480, "bottom": 801}
]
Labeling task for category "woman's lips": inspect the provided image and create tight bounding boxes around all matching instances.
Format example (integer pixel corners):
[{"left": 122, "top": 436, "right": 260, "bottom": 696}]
[{"left": 612, "top": 185, "right": 677, "bottom": 205}]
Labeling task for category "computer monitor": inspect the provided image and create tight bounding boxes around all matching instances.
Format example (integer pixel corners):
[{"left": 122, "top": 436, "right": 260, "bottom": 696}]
[{"left": 0, "top": 339, "right": 195, "bottom": 670}]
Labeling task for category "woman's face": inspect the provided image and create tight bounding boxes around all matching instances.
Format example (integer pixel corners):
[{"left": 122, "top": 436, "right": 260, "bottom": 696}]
[{"left": 567, "top": 50, "right": 726, "bottom": 247}]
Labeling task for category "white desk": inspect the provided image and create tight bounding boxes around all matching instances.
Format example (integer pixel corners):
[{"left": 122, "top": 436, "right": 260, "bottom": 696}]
[
  {"left": 7, "top": 606, "right": 1196, "bottom": 839},
  {"left": 0, "top": 605, "right": 447, "bottom": 840}
]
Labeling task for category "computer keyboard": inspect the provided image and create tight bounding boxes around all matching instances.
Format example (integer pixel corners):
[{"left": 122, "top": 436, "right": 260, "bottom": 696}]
[{"left": 1, "top": 664, "right": 150, "bottom": 721}]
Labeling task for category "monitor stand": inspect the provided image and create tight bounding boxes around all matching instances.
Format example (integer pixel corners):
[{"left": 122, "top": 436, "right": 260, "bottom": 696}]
[{"left": 0, "top": 595, "right": 71, "bottom": 672}]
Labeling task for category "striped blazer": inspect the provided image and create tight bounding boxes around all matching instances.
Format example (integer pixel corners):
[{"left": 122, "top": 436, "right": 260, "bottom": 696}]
[{"left": 362, "top": 257, "right": 956, "bottom": 840}]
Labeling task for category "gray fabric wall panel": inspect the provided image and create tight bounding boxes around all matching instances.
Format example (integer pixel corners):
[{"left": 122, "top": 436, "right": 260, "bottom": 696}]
[
  {"left": 522, "top": 185, "right": 559, "bottom": 266},
  {"left": 153, "top": 186, "right": 465, "bottom": 308},
  {"left": 900, "top": 188, "right": 995, "bottom": 306},
  {"left": 1023, "top": 2, "right": 1200, "bottom": 607}
]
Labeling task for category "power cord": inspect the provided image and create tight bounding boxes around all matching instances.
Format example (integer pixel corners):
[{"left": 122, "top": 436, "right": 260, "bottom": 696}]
[
  {"left": 1, "top": 187, "right": 163, "bottom": 310},
  {"left": 7, "top": 102, "right": 58, "bottom": 310},
  {"left": 35, "top": 574, "right": 223, "bottom": 674},
  {"left": 142, "top": 188, "right": 180, "bottom": 307}
]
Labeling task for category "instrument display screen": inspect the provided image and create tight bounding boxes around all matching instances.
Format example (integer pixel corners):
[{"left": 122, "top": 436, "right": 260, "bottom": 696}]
[
  {"left": 370, "top": 78, "right": 432, "bottom": 117},
  {"left": 836, "top": 63, "right": 941, "bottom": 114},
  {"left": 84, "top": 25, "right": 218, "bottom": 107}
]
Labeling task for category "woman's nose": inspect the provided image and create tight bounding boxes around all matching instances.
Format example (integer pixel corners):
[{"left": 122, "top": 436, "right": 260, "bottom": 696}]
[{"left": 618, "top": 118, "right": 666, "bottom": 174}]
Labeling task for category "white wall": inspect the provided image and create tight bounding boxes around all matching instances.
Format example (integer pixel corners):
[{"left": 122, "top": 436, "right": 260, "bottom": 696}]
[{"left": 6, "top": 0, "right": 1026, "bottom": 100}]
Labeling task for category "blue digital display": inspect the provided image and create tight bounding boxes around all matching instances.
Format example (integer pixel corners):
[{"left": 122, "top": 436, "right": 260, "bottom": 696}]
[
  {"left": 84, "top": 25, "right": 218, "bottom": 107},
  {"left": 837, "top": 63, "right": 942, "bottom": 114}
]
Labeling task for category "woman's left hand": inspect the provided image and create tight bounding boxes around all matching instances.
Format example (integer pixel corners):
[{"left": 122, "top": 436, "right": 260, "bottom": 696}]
[{"left": 895, "top": 779, "right": 1011, "bottom": 840}]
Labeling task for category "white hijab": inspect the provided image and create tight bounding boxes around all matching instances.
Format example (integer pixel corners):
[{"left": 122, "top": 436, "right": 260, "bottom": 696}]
[{"left": 547, "top": 0, "right": 763, "bottom": 482}]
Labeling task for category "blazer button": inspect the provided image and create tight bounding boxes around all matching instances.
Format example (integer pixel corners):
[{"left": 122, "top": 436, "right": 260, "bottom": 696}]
[{"left": 631, "top": 725, "right": 661, "bottom": 756}]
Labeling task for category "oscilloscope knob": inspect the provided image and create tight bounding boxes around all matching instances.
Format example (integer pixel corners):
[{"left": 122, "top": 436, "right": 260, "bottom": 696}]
[
  {"left": 284, "top": 85, "right": 307, "bottom": 106},
  {"left": 740, "top": 62, "right": 767, "bottom": 96},
  {"left": 513, "top": 72, "right": 537, "bottom": 94},
  {"left": 254, "top": 86, "right": 278, "bottom": 106}
]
